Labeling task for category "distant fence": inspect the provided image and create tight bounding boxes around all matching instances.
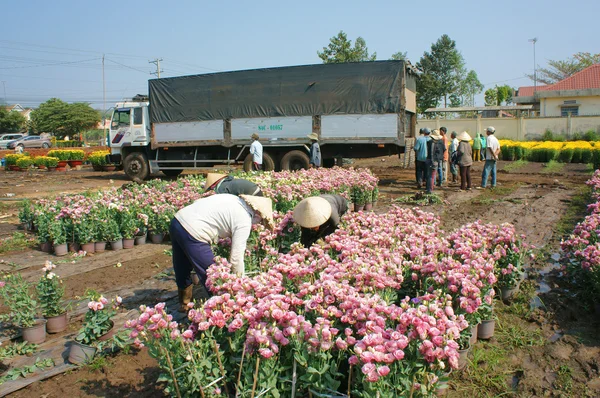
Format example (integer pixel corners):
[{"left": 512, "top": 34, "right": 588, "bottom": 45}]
[{"left": 416, "top": 115, "right": 600, "bottom": 140}]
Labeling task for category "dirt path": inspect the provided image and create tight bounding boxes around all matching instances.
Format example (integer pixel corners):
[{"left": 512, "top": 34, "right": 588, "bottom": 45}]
[{"left": 1, "top": 159, "right": 599, "bottom": 397}]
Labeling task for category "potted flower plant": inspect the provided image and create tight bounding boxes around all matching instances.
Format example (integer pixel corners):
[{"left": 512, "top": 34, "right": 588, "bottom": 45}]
[
  {"left": 16, "top": 156, "right": 33, "bottom": 171},
  {"left": 67, "top": 150, "right": 85, "bottom": 168},
  {"left": 119, "top": 209, "right": 138, "bottom": 248},
  {"left": 49, "top": 218, "right": 68, "bottom": 256},
  {"left": 476, "top": 299, "right": 495, "bottom": 340},
  {"left": 47, "top": 150, "right": 69, "bottom": 168},
  {"left": 68, "top": 290, "right": 122, "bottom": 364},
  {"left": 496, "top": 248, "right": 526, "bottom": 303},
  {"left": 5, "top": 154, "right": 22, "bottom": 171},
  {"left": 106, "top": 216, "right": 123, "bottom": 250},
  {"left": 0, "top": 273, "right": 46, "bottom": 344},
  {"left": 34, "top": 156, "right": 47, "bottom": 169},
  {"left": 74, "top": 214, "right": 96, "bottom": 254},
  {"left": 88, "top": 150, "right": 108, "bottom": 171},
  {"left": 45, "top": 156, "right": 59, "bottom": 171},
  {"left": 36, "top": 261, "right": 68, "bottom": 333}
]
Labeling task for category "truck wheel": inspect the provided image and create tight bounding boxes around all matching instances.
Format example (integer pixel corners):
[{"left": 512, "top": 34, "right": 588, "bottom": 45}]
[
  {"left": 243, "top": 153, "right": 275, "bottom": 172},
  {"left": 280, "top": 150, "right": 310, "bottom": 171},
  {"left": 162, "top": 169, "right": 183, "bottom": 177},
  {"left": 123, "top": 152, "right": 149, "bottom": 181}
]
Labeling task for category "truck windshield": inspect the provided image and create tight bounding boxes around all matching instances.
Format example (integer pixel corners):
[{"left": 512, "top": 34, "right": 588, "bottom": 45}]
[{"left": 111, "top": 109, "right": 131, "bottom": 128}]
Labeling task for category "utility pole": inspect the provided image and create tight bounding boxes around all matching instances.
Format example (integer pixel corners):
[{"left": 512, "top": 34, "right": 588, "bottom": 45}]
[
  {"left": 528, "top": 38, "right": 538, "bottom": 93},
  {"left": 102, "top": 54, "right": 106, "bottom": 146},
  {"left": 149, "top": 58, "right": 163, "bottom": 78}
]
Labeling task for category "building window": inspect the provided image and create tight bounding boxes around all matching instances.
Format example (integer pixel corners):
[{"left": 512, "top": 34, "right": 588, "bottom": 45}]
[
  {"left": 561, "top": 106, "right": 579, "bottom": 117},
  {"left": 563, "top": 100, "right": 576, "bottom": 105}
]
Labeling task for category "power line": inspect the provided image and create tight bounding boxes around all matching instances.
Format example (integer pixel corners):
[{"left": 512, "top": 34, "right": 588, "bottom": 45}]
[
  {"left": 105, "top": 58, "right": 149, "bottom": 75},
  {"left": 0, "top": 57, "right": 101, "bottom": 70}
]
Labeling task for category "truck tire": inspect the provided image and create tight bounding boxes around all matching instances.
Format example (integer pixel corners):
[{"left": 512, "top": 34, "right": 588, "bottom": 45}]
[
  {"left": 162, "top": 169, "right": 183, "bottom": 177},
  {"left": 123, "top": 152, "right": 149, "bottom": 181},
  {"left": 280, "top": 150, "right": 310, "bottom": 171},
  {"left": 243, "top": 153, "right": 275, "bottom": 172}
]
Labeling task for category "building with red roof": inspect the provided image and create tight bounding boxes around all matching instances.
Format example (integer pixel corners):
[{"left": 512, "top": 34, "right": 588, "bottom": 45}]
[{"left": 514, "top": 64, "right": 600, "bottom": 117}]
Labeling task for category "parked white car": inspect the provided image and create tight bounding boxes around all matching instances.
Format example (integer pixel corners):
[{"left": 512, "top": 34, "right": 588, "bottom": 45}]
[{"left": 0, "top": 133, "right": 25, "bottom": 149}]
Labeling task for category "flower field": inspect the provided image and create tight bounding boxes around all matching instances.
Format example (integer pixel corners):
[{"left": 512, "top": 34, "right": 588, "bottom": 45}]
[
  {"left": 500, "top": 140, "right": 600, "bottom": 163},
  {"left": 19, "top": 168, "right": 380, "bottom": 249},
  {"left": 561, "top": 170, "right": 600, "bottom": 303}
]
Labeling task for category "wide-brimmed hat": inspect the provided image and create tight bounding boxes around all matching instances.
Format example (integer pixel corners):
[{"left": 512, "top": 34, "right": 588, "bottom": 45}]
[
  {"left": 458, "top": 131, "right": 472, "bottom": 141},
  {"left": 307, "top": 133, "right": 319, "bottom": 141},
  {"left": 240, "top": 195, "right": 274, "bottom": 228},
  {"left": 251, "top": 133, "right": 259, "bottom": 140},
  {"left": 430, "top": 130, "right": 442, "bottom": 140},
  {"left": 293, "top": 196, "right": 332, "bottom": 228},
  {"left": 486, "top": 126, "right": 496, "bottom": 134},
  {"left": 205, "top": 173, "right": 227, "bottom": 190}
]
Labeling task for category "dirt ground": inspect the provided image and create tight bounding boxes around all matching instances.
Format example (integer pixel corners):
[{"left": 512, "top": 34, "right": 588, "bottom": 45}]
[{"left": 1, "top": 160, "right": 599, "bottom": 397}]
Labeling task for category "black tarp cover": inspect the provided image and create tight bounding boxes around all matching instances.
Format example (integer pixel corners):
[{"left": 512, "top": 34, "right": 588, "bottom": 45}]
[{"left": 149, "top": 61, "right": 406, "bottom": 123}]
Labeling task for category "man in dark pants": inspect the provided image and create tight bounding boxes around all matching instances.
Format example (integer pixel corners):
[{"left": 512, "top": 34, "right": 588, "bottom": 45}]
[
  {"left": 205, "top": 173, "right": 263, "bottom": 196},
  {"left": 293, "top": 194, "right": 348, "bottom": 248},
  {"left": 413, "top": 128, "right": 431, "bottom": 189}
]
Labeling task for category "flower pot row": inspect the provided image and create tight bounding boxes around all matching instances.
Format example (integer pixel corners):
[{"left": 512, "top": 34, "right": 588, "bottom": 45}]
[
  {"left": 43, "top": 233, "right": 167, "bottom": 256},
  {"left": 350, "top": 202, "right": 377, "bottom": 212}
]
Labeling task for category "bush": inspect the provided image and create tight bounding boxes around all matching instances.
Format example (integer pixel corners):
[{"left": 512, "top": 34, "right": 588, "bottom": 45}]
[
  {"left": 583, "top": 130, "right": 600, "bottom": 142},
  {"left": 501, "top": 146, "right": 515, "bottom": 161},
  {"left": 66, "top": 150, "right": 85, "bottom": 161},
  {"left": 15, "top": 157, "right": 33, "bottom": 169},
  {"left": 541, "top": 129, "right": 555, "bottom": 142},
  {"left": 5, "top": 154, "right": 23, "bottom": 166},
  {"left": 55, "top": 140, "right": 84, "bottom": 148},
  {"left": 571, "top": 148, "right": 583, "bottom": 163},
  {"left": 581, "top": 148, "right": 594, "bottom": 164},
  {"left": 45, "top": 157, "right": 59, "bottom": 168},
  {"left": 46, "top": 150, "right": 70, "bottom": 161},
  {"left": 87, "top": 150, "right": 109, "bottom": 166},
  {"left": 33, "top": 157, "right": 46, "bottom": 167},
  {"left": 558, "top": 148, "right": 574, "bottom": 163}
]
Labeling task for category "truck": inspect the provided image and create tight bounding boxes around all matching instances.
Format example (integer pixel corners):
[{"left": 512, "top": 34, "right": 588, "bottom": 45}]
[{"left": 108, "top": 60, "right": 418, "bottom": 180}]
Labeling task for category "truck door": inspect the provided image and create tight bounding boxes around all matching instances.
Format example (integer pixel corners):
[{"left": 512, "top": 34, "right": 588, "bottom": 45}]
[{"left": 110, "top": 108, "right": 132, "bottom": 148}]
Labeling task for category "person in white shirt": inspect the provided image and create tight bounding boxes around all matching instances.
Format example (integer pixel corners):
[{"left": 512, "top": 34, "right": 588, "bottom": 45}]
[
  {"left": 249, "top": 133, "right": 263, "bottom": 171},
  {"left": 478, "top": 126, "right": 501, "bottom": 189},
  {"left": 170, "top": 194, "right": 273, "bottom": 311},
  {"left": 449, "top": 131, "right": 459, "bottom": 184}
]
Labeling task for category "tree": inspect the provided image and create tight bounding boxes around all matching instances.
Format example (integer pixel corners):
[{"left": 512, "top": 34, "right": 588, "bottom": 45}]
[
  {"left": 416, "top": 34, "right": 466, "bottom": 113},
  {"left": 459, "top": 70, "right": 484, "bottom": 107},
  {"left": 31, "top": 98, "right": 100, "bottom": 139},
  {"left": 526, "top": 52, "right": 600, "bottom": 85},
  {"left": 484, "top": 85, "right": 514, "bottom": 106},
  {"left": 0, "top": 108, "right": 27, "bottom": 133},
  {"left": 318, "top": 31, "right": 376, "bottom": 63},
  {"left": 390, "top": 51, "right": 407, "bottom": 61}
]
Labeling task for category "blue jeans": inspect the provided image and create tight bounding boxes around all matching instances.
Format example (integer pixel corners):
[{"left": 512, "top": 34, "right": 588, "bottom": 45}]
[
  {"left": 170, "top": 218, "right": 215, "bottom": 289},
  {"left": 481, "top": 160, "right": 497, "bottom": 188},
  {"left": 436, "top": 161, "right": 447, "bottom": 185}
]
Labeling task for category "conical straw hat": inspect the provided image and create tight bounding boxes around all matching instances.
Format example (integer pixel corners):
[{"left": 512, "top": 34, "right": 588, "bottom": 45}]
[
  {"left": 240, "top": 195, "right": 274, "bottom": 228},
  {"left": 205, "top": 173, "right": 227, "bottom": 190},
  {"left": 293, "top": 197, "right": 332, "bottom": 228},
  {"left": 458, "top": 131, "right": 472, "bottom": 141}
]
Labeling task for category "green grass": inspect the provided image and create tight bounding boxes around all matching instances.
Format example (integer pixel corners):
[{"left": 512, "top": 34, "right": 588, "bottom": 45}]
[
  {"left": 395, "top": 193, "right": 443, "bottom": 206},
  {"left": 503, "top": 160, "right": 530, "bottom": 173},
  {"left": 540, "top": 160, "right": 565, "bottom": 174},
  {"left": 86, "top": 356, "right": 111, "bottom": 372},
  {"left": 554, "top": 364, "right": 573, "bottom": 394},
  {"left": 0, "top": 232, "right": 35, "bottom": 253},
  {"left": 471, "top": 184, "right": 521, "bottom": 205}
]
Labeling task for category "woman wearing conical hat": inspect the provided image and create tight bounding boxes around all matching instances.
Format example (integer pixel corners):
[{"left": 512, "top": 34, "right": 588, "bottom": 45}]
[
  {"left": 205, "top": 173, "right": 263, "bottom": 196},
  {"left": 293, "top": 194, "right": 348, "bottom": 247}
]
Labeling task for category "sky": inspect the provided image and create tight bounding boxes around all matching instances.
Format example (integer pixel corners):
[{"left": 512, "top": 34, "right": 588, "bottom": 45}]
[{"left": 1, "top": 0, "right": 598, "bottom": 112}]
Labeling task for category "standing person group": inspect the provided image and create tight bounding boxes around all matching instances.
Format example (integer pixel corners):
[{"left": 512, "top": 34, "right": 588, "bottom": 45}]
[
  {"left": 414, "top": 127, "right": 447, "bottom": 194},
  {"left": 416, "top": 126, "right": 501, "bottom": 193}
]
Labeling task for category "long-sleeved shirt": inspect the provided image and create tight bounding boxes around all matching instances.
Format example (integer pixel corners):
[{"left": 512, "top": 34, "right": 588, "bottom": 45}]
[
  {"left": 457, "top": 141, "right": 473, "bottom": 166},
  {"left": 175, "top": 194, "right": 253, "bottom": 275},
  {"left": 215, "top": 176, "right": 262, "bottom": 196},
  {"left": 414, "top": 135, "right": 431, "bottom": 162},
  {"left": 300, "top": 194, "right": 348, "bottom": 247},
  {"left": 309, "top": 142, "right": 321, "bottom": 167},
  {"left": 472, "top": 134, "right": 482, "bottom": 150},
  {"left": 250, "top": 140, "right": 263, "bottom": 165}
]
